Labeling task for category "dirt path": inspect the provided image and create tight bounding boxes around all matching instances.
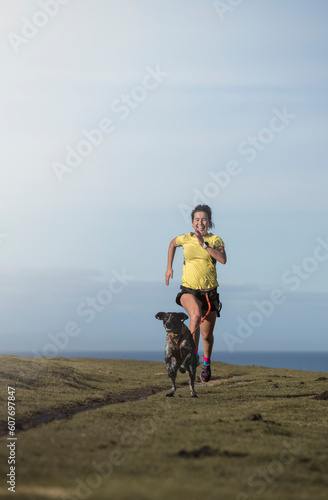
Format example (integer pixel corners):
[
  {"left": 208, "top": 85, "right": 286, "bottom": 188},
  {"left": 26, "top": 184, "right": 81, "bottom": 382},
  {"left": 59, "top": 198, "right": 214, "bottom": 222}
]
[{"left": 0, "top": 386, "right": 166, "bottom": 437}]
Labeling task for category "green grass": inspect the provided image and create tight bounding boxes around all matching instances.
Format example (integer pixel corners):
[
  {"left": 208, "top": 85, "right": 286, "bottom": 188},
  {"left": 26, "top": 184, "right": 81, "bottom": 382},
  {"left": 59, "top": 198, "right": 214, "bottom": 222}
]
[{"left": 0, "top": 355, "right": 327, "bottom": 500}]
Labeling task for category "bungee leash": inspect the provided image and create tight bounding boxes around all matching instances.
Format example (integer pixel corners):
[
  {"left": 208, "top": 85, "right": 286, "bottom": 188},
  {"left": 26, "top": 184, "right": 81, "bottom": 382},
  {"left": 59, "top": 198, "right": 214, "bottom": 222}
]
[{"left": 191, "top": 293, "right": 211, "bottom": 334}]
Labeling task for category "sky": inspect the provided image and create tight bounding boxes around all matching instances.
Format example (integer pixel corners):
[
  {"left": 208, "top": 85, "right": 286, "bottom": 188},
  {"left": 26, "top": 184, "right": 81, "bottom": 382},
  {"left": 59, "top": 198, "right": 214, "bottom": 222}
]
[{"left": 0, "top": 0, "right": 327, "bottom": 357}]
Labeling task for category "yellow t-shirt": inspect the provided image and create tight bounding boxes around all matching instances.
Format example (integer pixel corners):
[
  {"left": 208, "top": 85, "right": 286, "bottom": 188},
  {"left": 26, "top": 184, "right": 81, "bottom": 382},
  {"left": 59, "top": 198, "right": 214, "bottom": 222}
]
[{"left": 175, "top": 232, "right": 225, "bottom": 290}]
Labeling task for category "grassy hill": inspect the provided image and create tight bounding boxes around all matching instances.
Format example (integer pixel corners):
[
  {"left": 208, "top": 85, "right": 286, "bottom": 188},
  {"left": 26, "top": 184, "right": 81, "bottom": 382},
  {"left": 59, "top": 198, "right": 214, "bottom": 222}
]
[{"left": 0, "top": 355, "right": 327, "bottom": 500}]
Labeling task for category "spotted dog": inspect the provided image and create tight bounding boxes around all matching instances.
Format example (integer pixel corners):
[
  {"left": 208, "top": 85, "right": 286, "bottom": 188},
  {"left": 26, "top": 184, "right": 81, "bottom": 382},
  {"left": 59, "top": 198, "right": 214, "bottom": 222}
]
[{"left": 155, "top": 312, "right": 198, "bottom": 397}]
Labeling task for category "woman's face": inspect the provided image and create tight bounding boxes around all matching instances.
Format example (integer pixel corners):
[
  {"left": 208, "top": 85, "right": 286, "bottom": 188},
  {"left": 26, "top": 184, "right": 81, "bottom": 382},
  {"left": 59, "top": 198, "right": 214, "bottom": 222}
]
[{"left": 192, "top": 211, "right": 210, "bottom": 235}]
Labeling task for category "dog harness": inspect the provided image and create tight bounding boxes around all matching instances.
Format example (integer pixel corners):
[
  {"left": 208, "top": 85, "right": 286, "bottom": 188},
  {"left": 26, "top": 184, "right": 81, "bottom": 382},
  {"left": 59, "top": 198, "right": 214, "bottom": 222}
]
[{"left": 167, "top": 324, "right": 188, "bottom": 360}]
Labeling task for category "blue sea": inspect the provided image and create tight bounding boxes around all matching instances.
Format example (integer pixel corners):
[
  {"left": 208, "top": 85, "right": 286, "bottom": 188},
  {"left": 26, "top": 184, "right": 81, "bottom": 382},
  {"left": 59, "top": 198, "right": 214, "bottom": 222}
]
[{"left": 7, "top": 351, "right": 327, "bottom": 373}]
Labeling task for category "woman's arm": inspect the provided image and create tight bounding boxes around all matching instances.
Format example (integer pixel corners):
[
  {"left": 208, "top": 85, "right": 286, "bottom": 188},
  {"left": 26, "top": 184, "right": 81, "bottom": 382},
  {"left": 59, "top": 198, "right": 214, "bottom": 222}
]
[
  {"left": 165, "top": 237, "right": 179, "bottom": 285},
  {"left": 194, "top": 229, "right": 227, "bottom": 264},
  {"left": 205, "top": 245, "right": 227, "bottom": 264}
]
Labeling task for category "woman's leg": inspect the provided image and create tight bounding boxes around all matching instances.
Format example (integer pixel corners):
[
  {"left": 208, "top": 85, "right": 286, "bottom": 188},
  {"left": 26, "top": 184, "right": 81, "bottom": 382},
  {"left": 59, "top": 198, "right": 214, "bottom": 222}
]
[
  {"left": 180, "top": 293, "right": 202, "bottom": 349},
  {"left": 200, "top": 311, "right": 217, "bottom": 360}
]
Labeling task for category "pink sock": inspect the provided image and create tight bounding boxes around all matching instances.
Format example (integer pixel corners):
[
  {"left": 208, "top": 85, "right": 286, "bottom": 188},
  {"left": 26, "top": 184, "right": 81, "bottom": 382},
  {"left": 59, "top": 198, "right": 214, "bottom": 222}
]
[
  {"left": 195, "top": 348, "right": 198, "bottom": 355},
  {"left": 204, "top": 356, "right": 210, "bottom": 363}
]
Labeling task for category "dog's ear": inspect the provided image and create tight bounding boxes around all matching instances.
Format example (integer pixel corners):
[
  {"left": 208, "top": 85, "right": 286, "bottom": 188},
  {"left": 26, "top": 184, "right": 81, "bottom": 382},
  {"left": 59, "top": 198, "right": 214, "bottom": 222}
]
[
  {"left": 179, "top": 313, "right": 189, "bottom": 322},
  {"left": 155, "top": 312, "right": 166, "bottom": 320}
]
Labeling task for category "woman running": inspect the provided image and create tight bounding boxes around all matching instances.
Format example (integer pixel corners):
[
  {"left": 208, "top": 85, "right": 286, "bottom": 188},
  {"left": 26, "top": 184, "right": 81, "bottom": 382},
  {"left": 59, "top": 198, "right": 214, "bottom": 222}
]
[{"left": 165, "top": 204, "right": 227, "bottom": 382}]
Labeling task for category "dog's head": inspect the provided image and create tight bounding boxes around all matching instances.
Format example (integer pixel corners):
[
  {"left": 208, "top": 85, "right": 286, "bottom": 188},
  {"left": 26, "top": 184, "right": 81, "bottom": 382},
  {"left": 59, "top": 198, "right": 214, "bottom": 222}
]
[{"left": 155, "top": 312, "right": 189, "bottom": 334}]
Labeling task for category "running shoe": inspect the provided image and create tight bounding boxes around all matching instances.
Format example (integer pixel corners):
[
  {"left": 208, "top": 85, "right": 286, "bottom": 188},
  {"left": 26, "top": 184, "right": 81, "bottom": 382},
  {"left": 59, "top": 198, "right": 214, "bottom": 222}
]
[{"left": 200, "top": 363, "right": 211, "bottom": 383}]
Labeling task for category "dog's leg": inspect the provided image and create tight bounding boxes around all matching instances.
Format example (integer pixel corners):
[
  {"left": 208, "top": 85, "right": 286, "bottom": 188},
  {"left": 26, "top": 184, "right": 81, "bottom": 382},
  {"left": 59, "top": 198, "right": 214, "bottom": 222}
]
[
  {"left": 167, "top": 376, "right": 176, "bottom": 397},
  {"left": 165, "top": 359, "right": 177, "bottom": 397},
  {"left": 188, "top": 358, "right": 197, "bottom": 398},
  {"left": 189, "top": 373, "right": 197, "bottom": 397},
  {"left": 179, "top": 352, "right": 192, "bottom": 374}
]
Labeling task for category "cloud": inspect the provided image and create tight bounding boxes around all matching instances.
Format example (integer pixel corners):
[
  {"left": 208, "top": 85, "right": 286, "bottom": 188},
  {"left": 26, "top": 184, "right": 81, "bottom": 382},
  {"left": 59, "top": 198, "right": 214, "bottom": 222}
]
[
  {"left": 0, "top": 0, "right": 327, "bottom": 348},
  {"left": 1, "top": 274, "right": 327, "bottom": 353},
  {"left": 206, "top": 174, "right": 328, "bottom": 211}
]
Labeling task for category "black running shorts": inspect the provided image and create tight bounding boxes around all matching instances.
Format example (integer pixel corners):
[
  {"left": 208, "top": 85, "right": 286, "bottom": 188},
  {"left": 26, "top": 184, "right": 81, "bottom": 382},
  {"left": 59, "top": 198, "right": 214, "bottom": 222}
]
[{"left": 175, "top": 286, "right": 222, "bottom": 317}]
